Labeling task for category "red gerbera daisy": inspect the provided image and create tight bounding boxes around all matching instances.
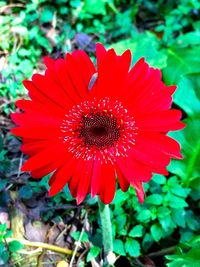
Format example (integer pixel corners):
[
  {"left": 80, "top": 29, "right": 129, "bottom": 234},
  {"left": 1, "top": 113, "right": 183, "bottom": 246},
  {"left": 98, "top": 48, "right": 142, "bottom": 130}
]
[{"left": 11, "top": 43, "right": 185, "bottom": 204}]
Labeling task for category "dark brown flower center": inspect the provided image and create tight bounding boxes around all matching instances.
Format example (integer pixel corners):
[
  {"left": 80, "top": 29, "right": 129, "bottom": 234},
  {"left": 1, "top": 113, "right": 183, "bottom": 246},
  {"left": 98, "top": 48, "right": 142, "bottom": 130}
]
[
  {"left": 78, "top": 112, "right": 120, "bottom": 148},
  {"left": 92, "top": 126, "right": 108, "bottom": 136}
]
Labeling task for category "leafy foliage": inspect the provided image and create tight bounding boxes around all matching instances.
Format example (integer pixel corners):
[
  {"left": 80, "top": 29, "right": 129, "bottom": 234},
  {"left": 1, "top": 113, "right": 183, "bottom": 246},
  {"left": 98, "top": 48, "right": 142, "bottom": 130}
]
[
  {"left": 166, "top": 242, "right": 200, "bottom": 267},
  {"left": 0, "top": 223, "right": 23, "bottom": 265}
]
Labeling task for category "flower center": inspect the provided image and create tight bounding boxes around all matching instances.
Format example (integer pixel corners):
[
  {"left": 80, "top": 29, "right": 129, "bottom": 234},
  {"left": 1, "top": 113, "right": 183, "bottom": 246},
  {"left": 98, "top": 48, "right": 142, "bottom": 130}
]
[
  {"left": 92, "top": 126, "right": 107, "bottom": 136},
  {"left": 78, "top": 112, "right": 120, "bottom": 148},
  {"left": 60, "top": 97, "right": 137, "bottom": 163}
]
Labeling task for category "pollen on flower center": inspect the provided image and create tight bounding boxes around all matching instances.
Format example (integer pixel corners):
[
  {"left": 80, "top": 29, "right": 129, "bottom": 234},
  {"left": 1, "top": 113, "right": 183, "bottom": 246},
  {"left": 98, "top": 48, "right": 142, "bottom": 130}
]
[{"left": 60, "top": 97, "right": 137, "bottom": 163}]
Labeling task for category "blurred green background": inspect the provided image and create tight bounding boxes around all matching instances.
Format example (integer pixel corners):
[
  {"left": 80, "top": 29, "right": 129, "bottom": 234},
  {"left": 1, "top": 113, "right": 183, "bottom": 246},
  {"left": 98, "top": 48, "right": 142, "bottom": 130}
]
[{"left": 0, "top": 0, "right": 200, "bottom": 266}]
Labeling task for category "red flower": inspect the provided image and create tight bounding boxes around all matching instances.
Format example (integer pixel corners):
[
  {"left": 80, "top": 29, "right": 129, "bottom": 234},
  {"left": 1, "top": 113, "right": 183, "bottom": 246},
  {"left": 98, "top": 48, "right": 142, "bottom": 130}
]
[{"left": 11, "top": 44, "right": 185, "bottom": 204}]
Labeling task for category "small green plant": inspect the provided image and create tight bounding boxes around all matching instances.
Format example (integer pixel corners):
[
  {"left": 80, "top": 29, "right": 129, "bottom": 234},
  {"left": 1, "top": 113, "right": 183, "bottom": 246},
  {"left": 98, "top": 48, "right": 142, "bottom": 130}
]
[
  {"left": 166, "top": 238, "right": 200, "bottom": 267},
  {"left": 0, "top": 223, "right": 23, "bottom": 265}
]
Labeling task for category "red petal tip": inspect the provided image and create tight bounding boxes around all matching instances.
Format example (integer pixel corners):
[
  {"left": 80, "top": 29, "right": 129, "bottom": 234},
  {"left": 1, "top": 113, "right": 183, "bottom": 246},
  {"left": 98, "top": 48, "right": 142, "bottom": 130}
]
[
  {"left": 76, "top": 197, "right": 83, "bottom": 205},
  {"left": 48, "top": 189, "right": 55, "bottom": 197}
]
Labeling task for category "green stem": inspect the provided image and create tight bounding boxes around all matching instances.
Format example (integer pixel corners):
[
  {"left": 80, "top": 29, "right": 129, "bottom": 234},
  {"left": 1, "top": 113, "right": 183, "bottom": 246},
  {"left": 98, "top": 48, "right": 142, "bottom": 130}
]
[
  {"left": 98, "top": 198, "right": 113, "bottom": 261},
  {"left": 183, "top": 140, "right": 200, "bottom": 187}
]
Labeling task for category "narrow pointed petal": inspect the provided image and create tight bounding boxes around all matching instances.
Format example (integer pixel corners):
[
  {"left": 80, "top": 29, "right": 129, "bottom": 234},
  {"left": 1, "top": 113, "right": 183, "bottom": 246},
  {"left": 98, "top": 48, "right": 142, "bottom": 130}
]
[
  {"left": 99, "top": 163, "right": 116, "bottom": 204},
  {"left": 21, "top": 146, "right": 67, "bottom": 171},
  {"left": 48, "top": 158, "right": 76, "bottom": 196},
  {"left": 76, "top": 159, "right": 93, "bottom": 204},
  {"left": 91, "top": 159, "right": 101, "bottom": 197}
]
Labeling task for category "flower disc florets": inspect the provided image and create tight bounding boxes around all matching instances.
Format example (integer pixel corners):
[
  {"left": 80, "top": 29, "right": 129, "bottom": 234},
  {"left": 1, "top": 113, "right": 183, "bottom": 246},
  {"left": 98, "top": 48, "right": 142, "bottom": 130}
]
[{"left": 61, "top": 97, "right": 137, "bottom": 164}]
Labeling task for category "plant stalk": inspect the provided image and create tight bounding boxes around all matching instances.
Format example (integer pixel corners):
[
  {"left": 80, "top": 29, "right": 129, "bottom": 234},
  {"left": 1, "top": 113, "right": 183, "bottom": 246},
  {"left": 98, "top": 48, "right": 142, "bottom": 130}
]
[{"left": 98, "top": 198, "right": 113, "bottom": 264}]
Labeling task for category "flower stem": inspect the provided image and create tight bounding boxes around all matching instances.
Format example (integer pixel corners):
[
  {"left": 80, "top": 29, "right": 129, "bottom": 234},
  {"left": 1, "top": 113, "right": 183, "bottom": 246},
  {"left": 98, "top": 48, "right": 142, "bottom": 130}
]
[
  {"left": 98, "top": 198, "right": 113, "bottom": 262},
  {"left": 5, "top": 238, "right": 74, "bottom": 255}
]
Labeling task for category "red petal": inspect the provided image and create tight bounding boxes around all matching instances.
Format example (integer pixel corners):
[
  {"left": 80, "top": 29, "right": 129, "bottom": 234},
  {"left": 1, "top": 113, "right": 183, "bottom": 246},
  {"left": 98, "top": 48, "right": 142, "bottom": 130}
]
[
  {"left": 11, "top": 113, "right": 61, "bottom": 128},
  {"left": 43, "top": 56, "right": 55, "bottom": 68},
  {"left": 21, "top": 140, "right": 58, "bottom": 155},
  {"left": 31, "top": 167, "right": 53, "bottom": 179},
  {"left": 32, "top": 74, "right": 73, "bottom": 109},
  {"left": 123, "top": 58, "right": 173, "bottom": 113},
  {"left": 23, "top": 80, "right": 69, "bottom": 111},
  {"left": 91, "top": 159, "right": 101, "bottom": 197},
  {"left": 72, "top": 50, "right": 96, "bottom": 88},
  {"left": 15, "top": 99, "right": 65, "bottom": 118},
  {"left": 54, "top": 58, "right": 81, "bottom": 103},
  {"left": 116, "top": 167, "right": 129, "bottom": 192},
  {"left": 68, "top": 160, "right": 84, "bottom": 198},
  {"left": 21, "top": 145, "right": 67, "bottom": 171},
  {"left": 31, "top": 156, "right": 65, "bottom": 178},
  {"left": 64, "top": 51, "right": 96, "bottom": 99},
  {"left": 139, "top": 132, "right": 183, "bottom": 159},
  {"left": 76, "top": 159, "right": 93, "bottom": 204},
  {"left": 11, "top": 126, "right": 61, "bottom": 139},
  {"left": 132, "top": 135, "right": 171, "bottom": 167},
  {"left": 116, "top": 157, "right": 150, "bottom": 203},
  {"left": 136, "top": 110, "right": 185, "bottom": 131},
  {"left": 99, "top": 163, "right": 116, "bottom": 204},
  {"left": 96, "top": 43, "right": 107, "bottom": 67},
  {"left": 94, "top": 46, "right": 131, "bottom": 98},
  {"left": 48, "top": 158, "right": 76, "bottom": 196}
]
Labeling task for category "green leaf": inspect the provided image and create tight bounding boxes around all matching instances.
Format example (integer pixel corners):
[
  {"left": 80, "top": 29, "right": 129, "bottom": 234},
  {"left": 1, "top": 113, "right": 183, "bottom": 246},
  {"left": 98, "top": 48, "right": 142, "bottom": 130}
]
[
  {"left": 186, "top": 211, "right": 199, "bottom": 231},
  {"left": 157, "top": 207, "right": 171, "bottom": 218},
  {"left": 150, "top": 224, "right": 163, "bottom": 242},
  {"left": 19, "top": 185, "right": 33, "bottom": 199},
  {"left": 113, "top": 189, "right": 129, "bottom": 205},
  {"left": 185, "top": 73, "right": 200, "bottom": 101},
  {"left": 171, "top": 209, "right": 186, "bottom": 228},
  {"left": 40, "top": 8, "right": 54, "bottom": 23},
  {"left": 166, "top": 246, "right": 200, "bottom": 267},
  {"left": 113, "top": 239, "right": 126, "bottom": 256},
  {"left": 84, "top": 0, "right": 107, "bottom": 15},
  {"left": 0, "top": 250, "right": 9, "bottom": 263},
  {"left": 168, "top": 119, "right": 200, "bottom": 186},
  {"left": 175, "top": 31, "right": 200, "bottom": 48},
  {"left": 142, "top": 233, "right": 153, "bottom": 252},
  {"left": 145, "top": 194, "right": 163, "bottom": 205},
  {"left": 0, "top": 223, "right": 7, "bottom": 233},
  {"left": 163, "top": 46, "right": 200, "bottom": 85},
  {"left": 190, "top": 177, "right": 200, "bottom": 198},
  {"left": 110, "top": 32, "right": 167, "bottom": 68},
  {"left": 137, "top": 210, "right": 151, "bottom": 223},
  {"left": 152, "top": 174, "right": 166, "bottom": 184},
  {"left": 189, "top": 235, "right": 200, "bottom": 245},
  {"left": 159, "top": 214, "right": 174, "bottom": 232},
  {"left": 71, "top": 231, "right": 89, "bottom": 242},
  {"left": 0, "top": 243, "right": 5, "bottom": 254},
  {"left": 167, "top": 195, "right": 188, "bottom": 209},
  {"left": 8, "top": 240, "right": 23, "bottom": 252},
  {"left": 109, "top": 39, "right": 137, "bottom": 55},
  {"left": 165, "top": 177, "right": 191, "bottom": 197},
  {"left": 125, "top": 238, "right": 140, "bottom": 257},
  {"left": 86, "top": 246, "right": 101, "bottom": 262},
  {"left": 129, "top": 225, "right": 144, "bottom": 238},
  {"left": 115, "top": 214, "right": 127, "bottom": 235},
  {"left": 173, "top": 74, "right": 200, "bottom": 117},
  {"left": 4, "top": 229, "right": 13, "bottom": 238},
  {"left": 170, "top": 184, "right": 191, "bottom": 198},
  {"left": 180, "top": 231, "right": 194, "bottom": 243}
]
